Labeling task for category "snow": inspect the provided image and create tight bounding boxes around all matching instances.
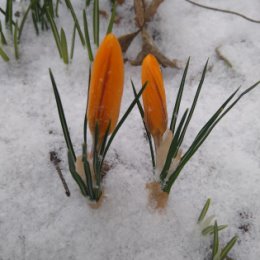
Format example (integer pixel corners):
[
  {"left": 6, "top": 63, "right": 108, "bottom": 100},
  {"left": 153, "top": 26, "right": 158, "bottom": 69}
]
[{"left": 1, "top": 0, "right": 260, "bottom": 259}]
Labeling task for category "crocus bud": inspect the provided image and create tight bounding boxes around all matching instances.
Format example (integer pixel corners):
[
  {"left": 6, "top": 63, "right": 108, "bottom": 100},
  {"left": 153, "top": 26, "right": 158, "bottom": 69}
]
[
  {"left": 87, "top": 33, "right": 124, "bottom": 143},
  {"left": 142, "top": 54, "right": 167, "bottom": 148}
]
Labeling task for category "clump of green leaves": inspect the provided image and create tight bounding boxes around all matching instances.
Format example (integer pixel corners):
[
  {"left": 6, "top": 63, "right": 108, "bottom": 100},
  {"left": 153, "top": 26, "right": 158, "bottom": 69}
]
[
  {"left": 198, "top": 199, "right": 238, "bottom": 260},
  {"left": 135, "top": 58, "right": 260, "bottom": 194},
  {"left": 49, "top": 69, "right": 146, "bottom": 202}
]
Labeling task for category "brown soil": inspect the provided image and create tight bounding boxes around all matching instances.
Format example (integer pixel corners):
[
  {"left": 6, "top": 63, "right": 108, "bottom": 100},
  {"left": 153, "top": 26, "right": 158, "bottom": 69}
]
[{"left": 146, "top": 181, "right": 169, "bottom": 211}]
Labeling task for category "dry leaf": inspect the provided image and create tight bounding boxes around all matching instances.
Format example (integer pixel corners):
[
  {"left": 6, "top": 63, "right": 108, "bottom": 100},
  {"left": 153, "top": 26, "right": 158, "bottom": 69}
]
[
  {"left": 131, "top": 29, "right": 180, "bottom": 68},
  {"left": 118, "top": 30, "right": 140, "bottom": 53},
  {"left": 145, "top": 0, "right": 164, "bottom": 22},
  {"left": 134, "top": 0, "right": 146, "bottom": 28}
]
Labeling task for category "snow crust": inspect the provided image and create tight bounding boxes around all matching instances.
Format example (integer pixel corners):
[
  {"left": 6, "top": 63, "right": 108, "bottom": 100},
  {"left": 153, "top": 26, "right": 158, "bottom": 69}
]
[{"left": 0, "top": 0, "right": 260, "bottom": 259}]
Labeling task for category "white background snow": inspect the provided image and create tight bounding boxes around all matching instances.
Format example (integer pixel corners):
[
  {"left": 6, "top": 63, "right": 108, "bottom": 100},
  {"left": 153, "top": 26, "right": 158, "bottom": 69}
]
[{"left": 0, "top": 0, "right": 260, "bottom": 259}]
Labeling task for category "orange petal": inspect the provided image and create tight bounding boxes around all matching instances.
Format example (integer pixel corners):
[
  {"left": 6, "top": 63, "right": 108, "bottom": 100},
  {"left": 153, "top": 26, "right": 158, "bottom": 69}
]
[
  {"left": 142, "top": 54, "right": 167, "bottom": 144},
  {"left": 87, "top": 33, "right": 124, "bottom": 141}
]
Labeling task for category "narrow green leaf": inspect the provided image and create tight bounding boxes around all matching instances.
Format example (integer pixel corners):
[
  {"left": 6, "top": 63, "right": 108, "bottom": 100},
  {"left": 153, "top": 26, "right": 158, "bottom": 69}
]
[
  {"left": 70, "top": 23, "right": 76, "bottom": 60},
  {"left": 170, "top": 57, "right": 190, "bottom": 134},
  {"left": 93, "top": 123, "right": 101, "bottom": 186},
  {"left": 160, "top": 108, "right": 189, "bottom": 181},
  {"left": 64, "top": 0, "right": 85, "bottom": 46},
  {"left": 220, "top": 236, "right": 238, "bottom": 260},
  {"left": 198, "top": 198, "right": 211, "bottom": 223},
  {"left": 101, "top": 82, "right": 148, "bottom": 167},
  {"left": 93, "top": 188, "right": 102, "bottom": 201},
  {"left": 131, "top": 81, "right": 155, "bottom": 169},
  {"left": 163, "top": 86, "right": 242, "bottom": 193},
  {"left": 93, "top": 0, "right": 99, "bottom": 46},
  {"left": 49, "top": 69, "right": 76, "bottom": 161},
  {"left": 32, "top": 12, "right": 39, "bottom": 35},
  {"left": 0, "top": 7, "right": 15, "bottom": 27},
  {"left": 178, "top": 59, "right": 208, "bottom": 148},
  {"left": 5, "top": 0, "right": 13, "bottom": 32},
  {"left": 202, "top": 225, "right": 228, "bottom": 236},
  {"left": 0, "top": 21, "right": 7, "bottom": 45},
  {"left": 0, "top": 46, "right": 9, "bottom": 61},
  {"left": 82, "top": 143, "right": 95, "bottom": 200},
  {"left": 84, "top": 65, "right": 92, "bottom": 145},
  {"left": 86, "top": 0, "right": 91, "bottom": 6},
  {"left": 212, "top": 221, "right": 219, "bottom": 260},
  {"left": 106, "top": 0, "right": 116, "bottom": 34},
  {"left": 83, "top": 115, "right": 87, "bottom": 145},
  {"left": 55, "top": 0, "right": 60, "bottom": 17},
  {"left": 42, "top": 17, "right": 49, "bottom": 30},
  {"left": 189, "top": 81, "right": 260, "bottom": 162},
  {"left": 99, "top": 121, "right": 111, "bottom": 157},
  {"left": 18, "top": 1, "right": 34, "bottom": 40},
  {"left": 68, "top": 150, "right": 87, "bottom": 196},
  {"left": 34, "top": 2, "right": 41, "bottom": 22},
  {"left": 83, "top": 9, "right": 93, "bottom": 61},
  {"left": 46, "top": 8, "right": 62, "bottom": 57},
  {"left": 14, "top": 21, "right": 19, "bottom": 60},
  {"left": 48, "top": 0, "right": 55, "bottom": 18},
  {"left": 60, "top": 28, "right": 69, "bottom": 64}
]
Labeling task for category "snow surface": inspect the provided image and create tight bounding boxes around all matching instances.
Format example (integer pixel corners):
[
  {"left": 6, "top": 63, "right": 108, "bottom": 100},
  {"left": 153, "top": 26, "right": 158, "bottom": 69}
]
[{"left": 1, "top": 0, "right": 260, "bottom": 259}]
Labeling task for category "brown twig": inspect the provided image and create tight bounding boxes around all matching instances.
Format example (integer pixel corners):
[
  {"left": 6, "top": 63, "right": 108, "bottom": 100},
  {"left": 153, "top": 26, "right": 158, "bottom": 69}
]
[
  {"left": 50, "top": 151, "right": 70, "bottom": 197},
  {"left": 185, "top": 0, "right": 260, "bottom": 24}
]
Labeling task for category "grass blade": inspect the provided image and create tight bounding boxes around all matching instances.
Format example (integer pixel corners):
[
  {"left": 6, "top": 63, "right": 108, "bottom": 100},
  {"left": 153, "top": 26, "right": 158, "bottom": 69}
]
[
  {"left": 220, "top": 236, "right": 238, "bottom": 260},
  {"left": 18, "top": 1, "right": 34, "bottom": 40},
  {"left": 60, "top": 28, "right": 69, "bottom": 64},
  {"left": 70, "top": 23, "right": 76, "bottom": 60},
  {"left": 101, "top": 82, "right": 148, "bottom": 167},
  {"left": 131, "top": 81, "right": 155, "bottom": 169},
  {"left": 178, "top": 59, "right": 208, "bottom": 148},
  {"left": 32, "top": 12, "right": 39, "bottom": 35},
  {"left": 93, "top": 0, "right": 99, "bottom": 46},
  {"left": 202, "top": 225, "right": 228, "bottom": 236},
  {"left": 83, "top": 65, "right": 92, "bottom": 145},
  {"left": 83, "top": 9, "right": 93, "bottom": 61},
  {"left": 49, "top": 69, "right": 76, "bottom": 161},
  {"left": 212, "top": 221, "right": 219, "bottom": 260},
  {"left": 198, "top": 198, "right": 211, "bottom": 223},
  {"left": 5, "top": 0, "right": 13, "bottom": 32},
  {"left": 14, "top": 21, "right": 19, "bottom": 60},
  {"left": 0, "top": 46, "right": 9, "bottom": 61},
  {"left": 0, "top": 7, "right": 15, "bottom": 27},
  {"left": 47, "top": 0, "right": 55, "bottom": 18},
  {"left": 82, "top": 143, "right": 95, "bottom": 199},
  {"left": 170, "top": 57, "right": 190, "bottom": 134},
  {"left": 68, "top": 150, "right": 87, "bottom": 196},
  {"left": 93, "top": 123, "right": 101, "bottom": 186},
  {"left": 55, "top": 0, "right": 60, "bottom": 17},
  {"left": 64, "top": 0, "right": 85, "bottom": 46},
  {"left": 0, "top": 21, "right": 7, "bottom": 44},
  {"left": 46, "top": 8, "right": 62, "bottom": 57},
  {"left": 99, "top": 121, "right": 111, "bottom": 156},
  {"left": 106, "top": 0, "right": 116, "bottom": 34}
]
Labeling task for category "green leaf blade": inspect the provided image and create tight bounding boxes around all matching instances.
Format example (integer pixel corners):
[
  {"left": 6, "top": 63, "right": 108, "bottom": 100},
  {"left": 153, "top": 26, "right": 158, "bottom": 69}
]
[
  {"left": 198, "top": 198, "right": 211, "bottom": 223},
  {"left": 60, "top": 28, "right": 69, "bottom": 64},
  {"left": 49, "top": 69, "right": 76, "bottom": 161}
]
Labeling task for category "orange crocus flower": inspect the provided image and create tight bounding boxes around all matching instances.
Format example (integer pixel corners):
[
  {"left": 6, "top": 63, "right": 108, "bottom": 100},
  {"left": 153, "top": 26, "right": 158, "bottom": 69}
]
[
  {"left": 87, "top": 33, "right": 124, "bottom": 144},
  {"left": 142, "top": 54, "right": 167, "bottom": 148}
]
